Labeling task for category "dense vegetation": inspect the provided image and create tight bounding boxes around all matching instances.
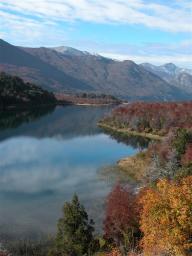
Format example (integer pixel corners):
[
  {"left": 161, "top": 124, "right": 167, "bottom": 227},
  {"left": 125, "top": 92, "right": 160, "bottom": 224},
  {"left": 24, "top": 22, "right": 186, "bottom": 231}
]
[
  {"left": 0, "top": 72, "right": 56, "bottom": 109},
  {"left": 97, "top": 102, "right": 192, "bottom": 255},
  {"left": 100, "top": 102, "right": 192, "bottom": 136},
  {"left": 139, "top": 176, "right": 192, "bottom": 255}
]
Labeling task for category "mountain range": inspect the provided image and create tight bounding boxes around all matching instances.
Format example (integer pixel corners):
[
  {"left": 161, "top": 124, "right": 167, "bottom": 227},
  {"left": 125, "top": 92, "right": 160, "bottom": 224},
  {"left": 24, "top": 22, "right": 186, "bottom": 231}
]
[
  {"left": 140, "top": 63, "right": 192, "bottom": 94},
  {"left": 0, "top": 39, "right": 192, "bottom": 101}
]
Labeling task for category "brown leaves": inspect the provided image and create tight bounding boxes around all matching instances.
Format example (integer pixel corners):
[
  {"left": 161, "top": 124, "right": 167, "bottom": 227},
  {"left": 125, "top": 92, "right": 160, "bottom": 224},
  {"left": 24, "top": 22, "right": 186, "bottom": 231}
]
[{"left": 106, "top": 102, "right": 192, "bottom": 134}]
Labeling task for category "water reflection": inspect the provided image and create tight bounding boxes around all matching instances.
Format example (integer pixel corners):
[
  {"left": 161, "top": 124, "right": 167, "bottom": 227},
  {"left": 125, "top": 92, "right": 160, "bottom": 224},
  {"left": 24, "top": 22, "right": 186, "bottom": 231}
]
[
  {"left": 0, "top": 106, "right": 139, "bottom": 240},
  {"left": 102, "top": 128, "right": 151, "bottom": 149},
  {"left": 0, "top": 106, "right": 55, "bottom": 131},
  {"left": 0, "top": 106, "right": 111, "bottom": 141}
]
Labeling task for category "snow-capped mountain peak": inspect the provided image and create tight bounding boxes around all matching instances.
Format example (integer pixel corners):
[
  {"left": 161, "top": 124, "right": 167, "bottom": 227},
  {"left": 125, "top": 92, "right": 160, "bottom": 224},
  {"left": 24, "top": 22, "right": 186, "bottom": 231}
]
[{"left": 51, "top": 46, "right": 90, "bottom": 56}]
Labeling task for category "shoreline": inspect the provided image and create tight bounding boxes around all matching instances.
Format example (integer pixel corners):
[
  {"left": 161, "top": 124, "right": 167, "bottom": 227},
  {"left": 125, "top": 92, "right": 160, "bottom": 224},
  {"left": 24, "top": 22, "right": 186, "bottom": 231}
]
[
  {"left": 98, "top": 122, "right": 162, "bottom": 181},
  {"left": 98, "top": 122, "right": 163, "bottom": 141},
  {"left": 74, "top": 103, "right": 118, "bottom": 106},
  {"left": 116, "top": 151, "right": 151, "bottom": 182},
  {"left": 0, "top": 102, "right": 117, "bottom": 111}
]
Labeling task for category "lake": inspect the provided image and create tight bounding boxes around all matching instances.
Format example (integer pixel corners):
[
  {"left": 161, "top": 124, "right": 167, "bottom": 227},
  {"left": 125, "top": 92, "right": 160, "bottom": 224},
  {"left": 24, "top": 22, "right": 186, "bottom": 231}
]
[{"left": 0, "top": 105, "right": 142, "bottom": 240}]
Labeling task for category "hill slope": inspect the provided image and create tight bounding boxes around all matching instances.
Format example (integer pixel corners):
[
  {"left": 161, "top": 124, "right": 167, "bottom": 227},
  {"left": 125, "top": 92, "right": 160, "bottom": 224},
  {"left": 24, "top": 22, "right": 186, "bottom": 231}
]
[
  {"left": 0, "top": 39, "right": 92, "bottom": 92},
  {"left": 0, "top": 39, "right": 191, "bottom": 101},
  {"left": 22, "top": 46, "right": 188, "bottom": 101},
  {"left": 0, "top": 72, "right": 56, "bottom": 109}
]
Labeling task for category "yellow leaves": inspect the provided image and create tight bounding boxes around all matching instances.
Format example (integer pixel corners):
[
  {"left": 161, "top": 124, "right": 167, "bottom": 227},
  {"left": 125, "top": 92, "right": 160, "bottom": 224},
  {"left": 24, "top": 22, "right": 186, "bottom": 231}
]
[
  {"left": 139, "top": 176, "right": 192, "bottom": 256},
  {"left": 105, "top": 248, "right": 121, "bottom": 256}
]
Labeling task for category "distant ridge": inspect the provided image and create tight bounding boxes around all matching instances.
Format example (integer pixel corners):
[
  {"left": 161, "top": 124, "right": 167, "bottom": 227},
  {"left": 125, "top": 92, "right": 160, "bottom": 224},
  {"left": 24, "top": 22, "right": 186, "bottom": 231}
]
[
  {"left": 0, "top": 39, "right": 191, "bottom": 101},
  {"left": 51, "top": 46, "right": 90, "bottom": 56},
  {"left": 141, "top": 63, "right": 192, "bottom": 93}
]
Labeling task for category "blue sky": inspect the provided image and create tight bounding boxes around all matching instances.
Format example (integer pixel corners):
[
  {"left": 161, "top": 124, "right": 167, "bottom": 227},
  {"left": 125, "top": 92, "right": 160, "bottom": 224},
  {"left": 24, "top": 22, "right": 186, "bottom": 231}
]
[{"left": 0, "top": 0, "right": 192, "bottom": 67}]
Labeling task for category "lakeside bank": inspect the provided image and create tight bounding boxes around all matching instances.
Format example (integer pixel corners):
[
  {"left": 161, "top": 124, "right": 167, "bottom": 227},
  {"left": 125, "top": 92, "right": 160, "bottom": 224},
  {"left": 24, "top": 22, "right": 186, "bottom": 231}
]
[
  {"left": 98, "top": 121, "right": 164, "bottom": 183},
  {"left": 98, "top": 122, "right": 163, "bottom": 141}
]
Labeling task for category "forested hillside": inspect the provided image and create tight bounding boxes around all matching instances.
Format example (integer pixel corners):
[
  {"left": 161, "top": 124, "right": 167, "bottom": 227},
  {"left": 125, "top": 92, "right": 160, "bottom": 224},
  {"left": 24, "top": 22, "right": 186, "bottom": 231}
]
[
  {"left": 0, "top": 72, "right": 56, "bottom": 109},
  {"left": 100, "top": 102, "right": 192, "bottom": 136}
]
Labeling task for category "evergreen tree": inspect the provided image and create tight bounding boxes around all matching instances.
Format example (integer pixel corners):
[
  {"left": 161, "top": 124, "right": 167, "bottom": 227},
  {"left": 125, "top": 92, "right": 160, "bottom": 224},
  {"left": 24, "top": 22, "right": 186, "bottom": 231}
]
[
  {"left": 173, "top": 128, "right": 190, "bottom": 159},
  {"left": 50, "top": 194, "right": 95, "bottom": 256}
]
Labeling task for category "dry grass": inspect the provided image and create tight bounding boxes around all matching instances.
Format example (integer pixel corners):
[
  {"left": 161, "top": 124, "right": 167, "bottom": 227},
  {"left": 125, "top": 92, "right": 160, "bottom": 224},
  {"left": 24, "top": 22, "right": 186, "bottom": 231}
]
[{"left": 117, "top": 152, "right": 151, "bottom": 182}]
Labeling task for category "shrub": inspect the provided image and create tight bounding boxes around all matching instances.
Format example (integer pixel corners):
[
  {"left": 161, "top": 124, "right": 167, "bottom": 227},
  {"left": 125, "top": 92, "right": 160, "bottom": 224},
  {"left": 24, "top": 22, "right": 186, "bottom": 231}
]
[{"left": 139, "top": 176, "right": 192, "bottom": 256}]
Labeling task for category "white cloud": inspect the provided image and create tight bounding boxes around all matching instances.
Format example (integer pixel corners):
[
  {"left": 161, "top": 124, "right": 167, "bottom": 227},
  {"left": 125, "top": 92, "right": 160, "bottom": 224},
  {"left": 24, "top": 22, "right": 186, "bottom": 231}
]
[
  {"left": 0, "top": 0, "right": 192, "bottom": 33},
  {"left": 65, "top": 39, "right": 191, "bottom": 68},
  {"left": 0, "top": 1, "right": 191, "bottom": 67},
  {"left": 100, "top": 52, "right": 192, "bottom": 68},
  {"left": 94, "top": 40, "right": 192, "bottom": 67},
  {"left": 0, "top": 9, "right": 68, "bottom": 46}
]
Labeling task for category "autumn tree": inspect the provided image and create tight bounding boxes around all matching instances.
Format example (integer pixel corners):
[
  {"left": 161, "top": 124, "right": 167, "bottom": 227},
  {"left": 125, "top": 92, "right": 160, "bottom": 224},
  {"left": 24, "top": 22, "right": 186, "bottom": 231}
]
[
  {"left": 0, "top": 253, "right": 9, "bottom": 256},
  {"left": 101, "top": 102, "right": 192, "bottom": 135},
  {"left": 181, "top": 143, "right": 192, "bottom": 167},
  {"left": 103, "top": 184, "right": 140, "bottom": 255},
  {"left": 49, "top": 194, "right": 95, "bottom": 256},
  {"left": 105, "top": 248, "right": 121, "bottom": 256},
  {"left": 104, "top": 249, "right": 139, "bottom": 256},
  {"left": 139, "top": 176, "right": 192, "bottom": 256}
]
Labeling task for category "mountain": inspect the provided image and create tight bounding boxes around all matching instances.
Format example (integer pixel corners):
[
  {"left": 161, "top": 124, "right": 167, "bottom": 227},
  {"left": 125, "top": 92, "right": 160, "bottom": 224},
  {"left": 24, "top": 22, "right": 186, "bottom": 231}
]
[
  {"left": 171, "top": 72, "right": 192, "bottom": 93},
  {"left": 141, "top": 63, "right": 192, "bottom": 93},
  {"left": 17, "top": 44, "right": 192, "bottom": 101},
  {"left": 52, "top": 46, "right": 90, "bottom": 56},
  {"left": 0, "top": 39, "right": 191, "bottom": 101},
  {"left": 0, "top": 72, "right": 56, "bottom": 109},
  {"left": 141, "top": 62, "right": 192, "bottom": 81},
  {"left": 0, "top": 39, "right": 92, "bottom": 92}
]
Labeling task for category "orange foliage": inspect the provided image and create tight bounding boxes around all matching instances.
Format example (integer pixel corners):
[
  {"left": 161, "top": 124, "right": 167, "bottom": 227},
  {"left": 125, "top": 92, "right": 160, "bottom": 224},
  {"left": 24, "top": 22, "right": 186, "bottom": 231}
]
[
  {"left": 105, "top": 248, "right": 121, "bottom": 256},
  {"left": 139, "top": 176, "right": 192, "bottom": 256},
  {"left": 104, "top": 248, "right": 139, "bottom": 256}
]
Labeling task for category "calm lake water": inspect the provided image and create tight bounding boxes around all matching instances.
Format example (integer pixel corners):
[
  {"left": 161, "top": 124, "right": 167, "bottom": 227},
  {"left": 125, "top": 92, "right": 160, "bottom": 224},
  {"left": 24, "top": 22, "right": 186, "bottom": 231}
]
[{"left": 0, "top": 105, "right": 142, "bottom": 240}]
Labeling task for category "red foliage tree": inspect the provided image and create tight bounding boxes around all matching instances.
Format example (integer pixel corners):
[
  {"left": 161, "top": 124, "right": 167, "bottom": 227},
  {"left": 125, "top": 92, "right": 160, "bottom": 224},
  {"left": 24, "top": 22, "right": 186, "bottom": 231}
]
[
  {"left": 181, "top": 143, "right": 192, "bottom": 166},
  {"left": 0, "top": 252, "right": 9, "bottom": 256},
  {"left": 103, "top": 184, "right": 140, "bottom": 254}
]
